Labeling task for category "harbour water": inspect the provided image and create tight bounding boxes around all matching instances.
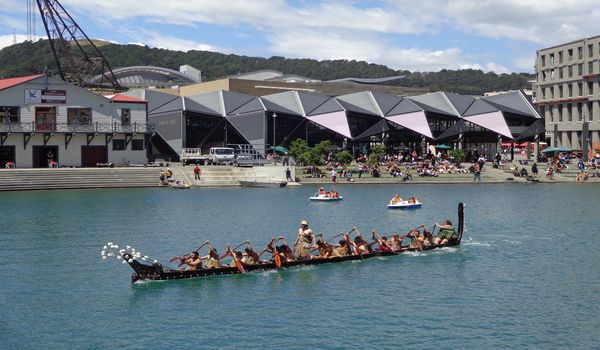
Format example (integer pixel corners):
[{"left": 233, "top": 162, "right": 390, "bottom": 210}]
[{"left": 1, "top": 184, "right": 599, "bottom": 349}]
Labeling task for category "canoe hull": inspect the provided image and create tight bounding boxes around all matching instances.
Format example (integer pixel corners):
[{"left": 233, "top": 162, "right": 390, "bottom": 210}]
[
  {"left": 124, "top": 202, "right": 464, "bottom": 283},
  {"left": 309, "top": 196, "right": 343, "bottom": 201}
]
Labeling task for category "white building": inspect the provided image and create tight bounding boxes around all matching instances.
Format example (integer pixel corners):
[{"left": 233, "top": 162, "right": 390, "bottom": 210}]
[{"left": 0, "top": 74, "right": 149, "bottom": 168}]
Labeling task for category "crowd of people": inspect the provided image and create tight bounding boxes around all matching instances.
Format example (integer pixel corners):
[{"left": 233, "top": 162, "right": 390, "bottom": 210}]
[{"left": 177, "top": 220, "right": 457, "bottom": 271}]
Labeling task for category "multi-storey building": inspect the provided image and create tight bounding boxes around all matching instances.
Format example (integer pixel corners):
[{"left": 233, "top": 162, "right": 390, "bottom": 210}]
[
  {"left": 536, "top": 36, "right": 600, "bottom": 156},
  {"left": 0, "top": 74, "right": 150, "bottom": 168}
]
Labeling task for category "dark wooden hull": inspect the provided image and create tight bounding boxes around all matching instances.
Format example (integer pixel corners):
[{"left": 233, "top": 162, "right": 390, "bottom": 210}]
[{"left": 125, "top": 203, "right": 465, "bottom": 283}]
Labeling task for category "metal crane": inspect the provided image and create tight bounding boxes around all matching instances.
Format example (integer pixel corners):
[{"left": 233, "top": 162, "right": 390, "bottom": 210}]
[{"left": 35, "top": 0, "right": 123, "bottom": 91}]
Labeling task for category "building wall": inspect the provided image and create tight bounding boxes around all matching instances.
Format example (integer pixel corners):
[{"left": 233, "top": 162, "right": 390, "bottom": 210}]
[
  {"left": 536, "top": 35, "right": 600, "bottom": 151},
  {"left": 0, "top": 76, "right": 148, "bottom": 167}
]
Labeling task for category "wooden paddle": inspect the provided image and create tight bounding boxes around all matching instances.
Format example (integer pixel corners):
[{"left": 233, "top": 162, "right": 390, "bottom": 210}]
[
  {"left": 169, "top": 240, "right": 210, "bottom": 263},
  {"left": 227, "top": 246, "right": 245, "bottom": 273},
  {"left": 219, "top": 241, "right": 249, "bottom": 260}
]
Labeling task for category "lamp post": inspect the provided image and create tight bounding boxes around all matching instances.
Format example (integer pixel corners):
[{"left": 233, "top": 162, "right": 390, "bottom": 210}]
[{"left": 273, "top": 112, "right": 277, "bottom": 164}]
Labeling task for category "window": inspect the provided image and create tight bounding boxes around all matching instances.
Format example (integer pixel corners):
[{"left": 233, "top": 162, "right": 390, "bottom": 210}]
[
  {"left": 542, "top": 70, "right": 547, "bottom": 80},
  {"left": 589, "top": 44, "right": 594, "bottom": 58},
  {"left": 578, "top": 63, "right": 583, "bottom": 76},
  {"left": 551, "top": 69, "right": 555, "bottom": 80},
  {"left": 558, "top": 105, "right": 563, "bottom": 122},
  {"left": 577, "top": 131, "right": 582, "bottom": 148},
  {"left": 567, "top": 103, "right": 572, "bottom": 122},
  {"left": 559, "top": 67, "right": 564, "bottom": 79},
  {"left": 568, "top": 65, "right": 573, "bottom": 78},
  {"left": 568, "top": 48, "right": 573, "bottom": 61},
  {"left": 112, "top": 139, "right": 125, "bottom": 150},
  {"left": 131, "top": 139, "right": 144, "bottom": 150},
  {"left": 588, "top": 81, "right": 594, "bottom": 95},
  {"left": 577, "top": 103, "right": 582, "bottom": 121},
  {"left": 550, "top": 53, "right": 555, "bottom": 64},
  {"left": 578, "top": 46, "right": 583, "bottom": 59},
  {"left": 120, "top": 109, "right": 131, "bottom": 126},
  {"left": 559, "top": 51, "right": 563, "bottom": 63},
  {"left": 589, "top": 61, "right": 594, "bottom": 74},
  {"left": 67, "top": 108, "right": 92, "bottom": 125},
  {"left": 568, "top": 84, "right": 573, "bottom": 97},
  {"left": 541, "top": 55, "right": 546, "bottom": 66},
  {"left": 578, "top": 82, "right": 583, "bottom": 96},
  {"left": 0, "top": 106, "right": 19, "bottom": 123},
  {"left": 559, "top": 85, "right": 564, "bottom": 98},
  {"left": 589, "top": 102, "right": 594, "bottom": 121}
]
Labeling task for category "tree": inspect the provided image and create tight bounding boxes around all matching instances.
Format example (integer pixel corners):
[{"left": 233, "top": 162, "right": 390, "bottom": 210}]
[
  {"left": 289, "top": 138, "right": 310, "bottom": 159},
  {"left": 448, "top": 149, "right": 466, "bottom": 166},
  {"left": 334, "top": 150, "right": 353, "bottom": 165}
]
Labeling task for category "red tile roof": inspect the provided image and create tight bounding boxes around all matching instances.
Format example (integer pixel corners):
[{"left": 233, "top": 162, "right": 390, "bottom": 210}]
[
  {"left": 0, "top": 74, "right": 46, "bottom": 91},
  {"left": 108, "top": 93, "right": 148, "bottom": 103}
]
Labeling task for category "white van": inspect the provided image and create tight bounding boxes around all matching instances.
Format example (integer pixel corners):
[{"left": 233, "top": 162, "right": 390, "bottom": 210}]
[{"left": 209, "top": 147, "right": 235, "bottom": 165}]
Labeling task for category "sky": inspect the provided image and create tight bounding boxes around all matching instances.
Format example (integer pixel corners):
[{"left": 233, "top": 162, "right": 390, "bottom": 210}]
[{"left": 1, "top": 0, "right": 600, "bottom": 74}]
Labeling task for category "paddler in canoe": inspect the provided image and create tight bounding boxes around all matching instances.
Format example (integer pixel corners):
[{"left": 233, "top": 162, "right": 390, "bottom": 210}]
[
  {"left": 433, "top": 220, "right": 455, "bottom": 245},
  {"left": 201, "top": 245, "right": 224, "bottom": 269},
  {"left": 181, "top": 251, "right": 202, "bottom": 271}
]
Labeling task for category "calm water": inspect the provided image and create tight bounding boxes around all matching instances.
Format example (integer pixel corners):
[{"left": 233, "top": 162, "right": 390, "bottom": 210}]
[{"left": 1, "top": 184, "right": 599, "bottom": 349}]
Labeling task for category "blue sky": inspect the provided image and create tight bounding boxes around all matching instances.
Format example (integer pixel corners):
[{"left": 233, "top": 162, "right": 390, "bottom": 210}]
[{"left": 1, "top": 0, "right": 600, "bottom": 74}]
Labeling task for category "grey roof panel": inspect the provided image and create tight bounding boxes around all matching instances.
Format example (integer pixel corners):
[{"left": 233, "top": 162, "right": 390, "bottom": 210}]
[
  {"left": 151, "top": 96, "right": 183, "bottom": 115},
  {"left": 260, "top": 98, "right": 303, "bottom": 116},
  {"left": 226, "top": 111, "right": 266, "bottom": 155},
  {"left": 463, "top": 99, "right": 499, "bottom": 117},
  {"left": 410, "top": 92, "right": 458, "bottom": 116},
  {"left": 353, "top": 119, "right": 389, "bottom": 140},
  {"left": 514, "top": 119, "right": 545, "bottom": 141},
  {"left": 222, "top": 90, "right": 262, "bottom": 115},
  {"left": 138, "top": 90, "right": 181, "bottom": 113},
  {"left": 326, "top": 75, "right": 405, "bottom": 84},
  {"left": 482, "top": 91, "right": 537, "bottom": 117},
  {"left": 184, "top": 96, "right": 222, "bottom": 116},
  {"left": 371, "top": 92, "right": 403, "bottom": 116},
  {"left": 297, "top": 92, "right": 332, "bottom": 115},
  {"left": 387, "top": 98, "right": 422, "bottom": 116},
  {"left": 336, "top": 99, "right": 379, "bottom": 116},
  {"left": 435, "top": 120, "right": 471, "bottom": 140},
  {"left": 261, "top": 92, "right": 304, "bottom": 116},
  {"left": 307, "top": 97, "right": 344, "bottom": 116},
  {"left": 445, "top": 92, "right": 476, "bottom": 115},
  {"left": 185, "top": 91, "right": 223, "bottom": 115},
  {"left": 336, "top": 91, "right": 380, "bottom": 115}
]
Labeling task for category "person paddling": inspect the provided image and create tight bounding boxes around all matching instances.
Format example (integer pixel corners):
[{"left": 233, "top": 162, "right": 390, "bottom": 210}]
[
  {"left": 181, "top": 251, "right": 202, "bottom": 271},
  {"left": 433, "top": 220, "right": 455, "bottom": 245},
  {"left": 202, "top": 245, "right": 223, "bottom": 269}
]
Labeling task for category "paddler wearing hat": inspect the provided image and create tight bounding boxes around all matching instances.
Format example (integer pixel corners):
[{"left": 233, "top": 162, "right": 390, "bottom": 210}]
[{"left": 294, "top": 220, "right": 316, "bottom": 260}]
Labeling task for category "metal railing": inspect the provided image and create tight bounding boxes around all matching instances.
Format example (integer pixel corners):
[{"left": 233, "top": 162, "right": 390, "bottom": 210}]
[{"left": 0, "top": 122, "right": 150, "bottom": 133}]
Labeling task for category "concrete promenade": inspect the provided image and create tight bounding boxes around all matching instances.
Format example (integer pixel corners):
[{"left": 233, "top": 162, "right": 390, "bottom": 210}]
[{"left": 0, "top": 161, "right": 597, "bottom": 191}]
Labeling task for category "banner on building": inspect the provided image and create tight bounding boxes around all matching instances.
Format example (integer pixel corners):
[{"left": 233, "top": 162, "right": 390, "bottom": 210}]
[{"left": 24, "top": 89, "right": 67, "bottom": 104}]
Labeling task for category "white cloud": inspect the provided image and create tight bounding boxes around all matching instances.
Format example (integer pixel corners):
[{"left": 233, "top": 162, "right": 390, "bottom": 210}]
[
  {"left": 0, "top": 34, "right": 32, "bottom": 51},
  {"left": 269, "top": 30, "right": 509, "bottom": 73}
]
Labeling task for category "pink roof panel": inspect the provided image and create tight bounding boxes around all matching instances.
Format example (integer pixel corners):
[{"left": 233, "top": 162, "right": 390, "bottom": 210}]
[
  {"left": 307, "top": 111, "right": 352, "bottom": 138},
  {"left": 463, "top": 111, "right": 513, "bottom": 139},
  {"left": 385, "top": 111, "right": 433, "bottom": 138}
]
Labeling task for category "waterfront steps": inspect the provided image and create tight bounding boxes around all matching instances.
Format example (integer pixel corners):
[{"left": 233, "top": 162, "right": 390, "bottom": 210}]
[
  {"left": 0, "top": 168, "right": 161, "bottom": 191},
  {"left": 178, "top": 166, "right": 278, "bottom": 187}
]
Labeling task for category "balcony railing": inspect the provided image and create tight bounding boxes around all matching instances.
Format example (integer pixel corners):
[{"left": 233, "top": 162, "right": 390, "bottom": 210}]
[{"left": 0, "top": 122, "right": 151, "bottom": 133}]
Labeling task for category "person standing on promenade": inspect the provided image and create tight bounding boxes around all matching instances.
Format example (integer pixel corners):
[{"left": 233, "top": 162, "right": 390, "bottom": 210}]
[
  {"left": 473, "top": 164, "right": 481, "bottom": 182},
  {"left": 331, "top": 169, "right": 337, "bottom": 183},
  {"left": 193, "top": 164, "right": 201, "bottom": 180},
  {"left": 285, "top": 167, "right": 292, "bottom": 182}
]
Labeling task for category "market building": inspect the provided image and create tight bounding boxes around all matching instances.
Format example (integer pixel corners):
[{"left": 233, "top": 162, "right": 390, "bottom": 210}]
[{"left": 0, "top": 74, "right": 149, "bottom": 168}]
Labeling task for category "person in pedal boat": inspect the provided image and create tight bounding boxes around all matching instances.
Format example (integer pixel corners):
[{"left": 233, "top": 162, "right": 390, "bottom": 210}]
[
  {"left": 433, "top": 220, "right": 455, "bottom": 245},
  {"left": 407, "top": 196, "right": 416, "bottom": 204},
  {"left": 329, "top": 188, "right": 340, "bottom": 198},
  {"left": 390, "top": 194, "right": 401, "bottom": 205},
  {"left": 294, "top": 220, "right": 316, "bottom": 260},
  {"left": 202, "top": 246, "right": 223, "bottom": 269},
  {"left": 182, "top": 251, "right": 202, "bottom": 271},
  {"left": 318, "top": 187, "right": 326, "bottom": 196}
]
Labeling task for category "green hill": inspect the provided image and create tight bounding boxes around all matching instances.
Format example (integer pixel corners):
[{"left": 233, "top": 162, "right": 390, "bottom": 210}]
[{"left": 0, "top": 39, "right": 533, "bottom": 95}]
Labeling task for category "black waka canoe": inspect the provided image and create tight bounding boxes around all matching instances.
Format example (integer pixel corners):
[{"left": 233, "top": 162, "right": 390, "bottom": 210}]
[{"left": 123, "top": 203, "right": 465, "bottom": 283}]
